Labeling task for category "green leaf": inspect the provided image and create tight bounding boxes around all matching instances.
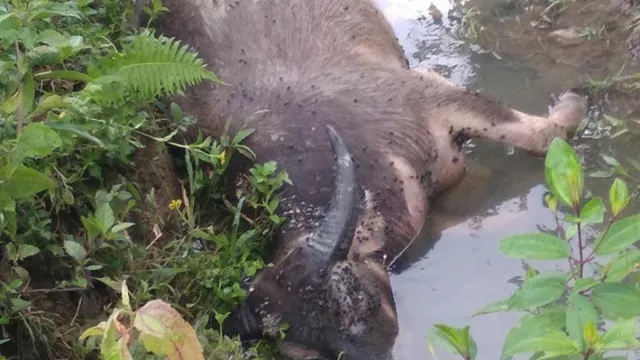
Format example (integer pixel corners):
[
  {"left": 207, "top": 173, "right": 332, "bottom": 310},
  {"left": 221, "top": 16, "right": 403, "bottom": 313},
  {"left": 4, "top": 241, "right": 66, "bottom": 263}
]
[
  {"left": 508, "top": 272, "right": 568, "bottom": 311},
  {"left": 499, "top": 233, "right": 570, "bottom": 260},
  {"left": 473, "top": 298, "right": 510, "bottom": 316},
  {"left": 63, "top": 240, "right": 86, "bottom": 264},
  {"left": 573, "top": 278, "right": 599, "bottom": 292},
  {"left": 592, "top": 283, "right": 640, "bottom": 320},
  {"left": 110, "top": 222, "right": 135, "bottom": 233},
  {"left": 428, "top": 324, "right": 477, "bottom": 360},
  {"left": 544, "top": 138, "right": 584, "bottom": 208},
  {"left": 78, "top": 322, "right": 106, "bottom": 340},
  {"left": 21, "top": 71, "right": 35, "bottom": 115},
  {"left": 81, "top": 216, "right": 103, "bottom": 244},
  {"left": 100, "top": 311, "right": 133, "bottom": 360},
  {"left": 609, "top": 178, "right": 629, "bottom": 217},
  {"left": 605, "top": 250, "right": 640, "bottom": 282},
  {"left": 34, "top": 70, "right": 93, "bottom": 82},
  {"left": 121, "top": 280, "right": 131, "bottom": 312},
  {"left": 598, "top": 318, "right": 640, "bottom": 350},
  {"left": 502, "top": 310, "right": 566, "bottom": 356},
  {"left": 0, "top": 191, "right": 15, "bottom": 212},
  {"left": 580, "top": 197, "right": 604, "bottom": 225},
  {"left": 95, "top": 203, "right": 115, "bottom": 232},
  {"left": 17, "top": 122, "right": 62, "bottom": 158},
  {"left": 566, "top": 293, "right": 598, "bottom": 351},
  {"left": 232, "top": 128, "right": 255, "bottom": 144},
  {"left": 508, "top": 331, "right": 579, "bottom": 358},
  {"left": 594, "top": 214, "right": 640, "bottom": 255},
  {"left": 16, "top": 244, "right": 39, "bottom": 261},
  {"left": 133, "top": 300, "right": 205, "bottom": 360},
  {"left": 0, "top": 164, "right": 55, "bottom": 199},
  {"left": 44, "top": 121, "right": 105, "bottom": 147},
  {"left": 583, "top": 320, "right": 599, "bottom": 347}
]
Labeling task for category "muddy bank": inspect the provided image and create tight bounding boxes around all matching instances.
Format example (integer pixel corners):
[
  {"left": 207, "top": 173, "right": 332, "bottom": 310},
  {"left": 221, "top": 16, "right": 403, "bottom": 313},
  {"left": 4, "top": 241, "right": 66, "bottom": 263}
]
[{"left": 432, "top": 0, "right": 640, "bottom": 117}]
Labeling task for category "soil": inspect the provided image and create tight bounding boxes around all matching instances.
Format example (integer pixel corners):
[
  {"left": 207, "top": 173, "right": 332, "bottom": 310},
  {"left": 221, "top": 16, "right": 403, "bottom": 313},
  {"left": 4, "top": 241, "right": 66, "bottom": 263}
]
[{"left": 461, "top": 0, "right": 640, "bottom": 117}]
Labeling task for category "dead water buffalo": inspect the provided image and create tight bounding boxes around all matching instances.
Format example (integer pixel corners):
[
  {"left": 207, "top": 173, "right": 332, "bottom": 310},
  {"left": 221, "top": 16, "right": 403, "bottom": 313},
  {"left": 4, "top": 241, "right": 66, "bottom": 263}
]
[{"left": 151, "top": 0, "right": 588, "bottom": 359}]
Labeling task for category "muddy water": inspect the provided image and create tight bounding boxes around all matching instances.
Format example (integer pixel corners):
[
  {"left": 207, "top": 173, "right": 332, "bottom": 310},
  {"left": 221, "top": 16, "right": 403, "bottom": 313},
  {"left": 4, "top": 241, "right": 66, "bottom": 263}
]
[{"left": 375, "top": 0, "right": 640, "bottom": 359}]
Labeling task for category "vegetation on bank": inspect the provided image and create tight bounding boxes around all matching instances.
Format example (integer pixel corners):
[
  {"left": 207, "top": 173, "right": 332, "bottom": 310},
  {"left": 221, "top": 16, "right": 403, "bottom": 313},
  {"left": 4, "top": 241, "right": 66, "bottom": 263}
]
[{"left": 0, "top": 0, "right": 287, "bottom": 359}]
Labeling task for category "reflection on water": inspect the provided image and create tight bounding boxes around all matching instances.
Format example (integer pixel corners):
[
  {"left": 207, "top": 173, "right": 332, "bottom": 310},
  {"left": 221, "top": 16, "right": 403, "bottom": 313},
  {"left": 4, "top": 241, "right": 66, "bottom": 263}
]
[{"left": 375, "top": 0, "right": 640, "bottom": 359}]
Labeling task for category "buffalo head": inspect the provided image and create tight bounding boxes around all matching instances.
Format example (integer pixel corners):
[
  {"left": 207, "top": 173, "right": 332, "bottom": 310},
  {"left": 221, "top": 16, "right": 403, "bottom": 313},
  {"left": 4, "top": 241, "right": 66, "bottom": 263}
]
[{"left": 221, "top": 125, "right": 398, "bottom": 360}]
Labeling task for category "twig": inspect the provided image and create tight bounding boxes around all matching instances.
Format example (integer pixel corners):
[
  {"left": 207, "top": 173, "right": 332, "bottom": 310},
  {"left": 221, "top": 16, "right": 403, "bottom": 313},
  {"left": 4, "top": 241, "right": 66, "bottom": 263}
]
[
  {"left": 20, "top": 287, "right": 88, "bottom": 295},
  {"left": 70, "top": 297, "right": 83, "bottom": 326}
]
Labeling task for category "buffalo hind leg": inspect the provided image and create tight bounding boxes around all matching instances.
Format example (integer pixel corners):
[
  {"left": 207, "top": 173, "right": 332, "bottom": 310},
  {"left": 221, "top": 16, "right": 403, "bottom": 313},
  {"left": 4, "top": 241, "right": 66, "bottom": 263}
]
[{"left": 412, "top": 68, "right": 589, "bottom": 156}]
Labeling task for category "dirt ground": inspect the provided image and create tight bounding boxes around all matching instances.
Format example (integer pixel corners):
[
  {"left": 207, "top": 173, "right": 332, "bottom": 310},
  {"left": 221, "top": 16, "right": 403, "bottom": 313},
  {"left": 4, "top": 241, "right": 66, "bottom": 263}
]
[{"left": 456, "top": 0, "right": 640, "bottom": 118}]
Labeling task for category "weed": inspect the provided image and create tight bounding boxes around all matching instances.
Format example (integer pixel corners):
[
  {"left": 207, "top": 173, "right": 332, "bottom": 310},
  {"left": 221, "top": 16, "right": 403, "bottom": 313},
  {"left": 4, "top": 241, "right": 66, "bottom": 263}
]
[
  {"left": 0, "top": 0, "right": 286, "bottom": 359},
  {"left": 429, "top": 137, "right": 640, "bottom": 359}
]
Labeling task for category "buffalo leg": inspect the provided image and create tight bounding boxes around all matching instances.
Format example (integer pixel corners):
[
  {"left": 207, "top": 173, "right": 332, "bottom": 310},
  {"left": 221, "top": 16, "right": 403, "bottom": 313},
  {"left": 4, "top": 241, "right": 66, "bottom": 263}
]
[{"left": 413, "top": 68, "right": 589, "bottom": 156}]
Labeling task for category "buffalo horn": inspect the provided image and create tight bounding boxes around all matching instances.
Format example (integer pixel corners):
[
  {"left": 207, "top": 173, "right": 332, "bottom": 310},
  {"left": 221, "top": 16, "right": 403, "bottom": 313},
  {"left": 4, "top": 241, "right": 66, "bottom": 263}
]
[{"left": 306, "top": 125, "right": 362, "bottom": 265}]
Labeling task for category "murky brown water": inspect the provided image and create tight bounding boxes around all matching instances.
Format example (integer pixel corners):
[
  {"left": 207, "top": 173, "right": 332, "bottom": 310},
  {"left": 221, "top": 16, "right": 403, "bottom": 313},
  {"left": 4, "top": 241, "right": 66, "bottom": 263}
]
[{"left": 375, "top": 0, "right": 640, "bottom": 359}]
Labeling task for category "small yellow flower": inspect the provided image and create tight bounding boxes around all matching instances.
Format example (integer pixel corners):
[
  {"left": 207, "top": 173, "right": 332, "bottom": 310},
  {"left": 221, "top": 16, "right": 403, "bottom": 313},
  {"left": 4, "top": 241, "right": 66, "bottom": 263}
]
[
  {"left": 58, "top": 111, "right": 66, "bottom": 119},
  {"left": 168, "top": 199, "right": 182, "bottom": 211},
  {"left": 220, "top": 150, "right": 227, "bottom": 165}
]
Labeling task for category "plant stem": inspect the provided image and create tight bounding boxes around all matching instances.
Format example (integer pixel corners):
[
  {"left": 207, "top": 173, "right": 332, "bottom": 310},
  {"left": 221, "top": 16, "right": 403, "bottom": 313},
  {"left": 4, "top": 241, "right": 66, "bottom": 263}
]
[{"left": 577, "top": 223, "right": 584, "bottom": 277}]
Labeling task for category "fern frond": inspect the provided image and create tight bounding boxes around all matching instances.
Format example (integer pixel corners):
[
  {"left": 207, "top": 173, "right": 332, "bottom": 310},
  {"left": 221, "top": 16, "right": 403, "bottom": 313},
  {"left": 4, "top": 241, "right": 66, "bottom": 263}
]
[{"left": 95, "top": 33, "right": 220, "bottom": 100}]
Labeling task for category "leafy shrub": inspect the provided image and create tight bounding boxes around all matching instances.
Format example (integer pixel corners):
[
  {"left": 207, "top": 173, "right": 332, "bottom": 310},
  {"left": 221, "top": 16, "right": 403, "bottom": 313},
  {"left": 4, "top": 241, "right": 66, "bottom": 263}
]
[
  {"left": 0, "top": 1, "right": 286, "bottom": 359},
  {"left": 429, "top": 137, "right": 640, "bottom": 360}
]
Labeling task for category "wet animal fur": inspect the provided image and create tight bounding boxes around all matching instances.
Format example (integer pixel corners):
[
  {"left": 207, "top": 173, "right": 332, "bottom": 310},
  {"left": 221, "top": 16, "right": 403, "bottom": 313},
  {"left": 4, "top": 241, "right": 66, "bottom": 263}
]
[{"left": 149, "top": 1, "right": 588, "bottom": 359}]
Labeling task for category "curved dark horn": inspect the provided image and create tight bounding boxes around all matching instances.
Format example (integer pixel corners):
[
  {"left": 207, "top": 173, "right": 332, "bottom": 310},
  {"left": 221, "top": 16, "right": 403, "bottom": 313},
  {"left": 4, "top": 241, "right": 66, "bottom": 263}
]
[{"left": 306, "top": 125, "right": 362, "bottom": 264}]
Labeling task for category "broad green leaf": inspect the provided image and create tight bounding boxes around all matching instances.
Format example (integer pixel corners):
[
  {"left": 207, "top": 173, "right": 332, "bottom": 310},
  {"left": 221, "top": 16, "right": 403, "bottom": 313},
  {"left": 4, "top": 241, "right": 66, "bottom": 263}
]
[
  {"left": 605, "top": 250, "right": 640, "bottom": 282},
  {"left": 508, "top": 272, "right": 568, "bottom": 311},
  {"left": 545, "top": 138, "right": 583, "bottom": 208},
  {"left": 11, "top": 298, "right": 31, "bottom": 311},
  {"left": 594, "top": 214, "right": 640, "bottom": 255},
  {"left": 139, "top": 332, "right": 175, "bottom": 356},
  {"left": 598, "top": 318, "right": 640, "bottom": 351},
  {"left": 503, "top": 311, "right": 566, "bottom": 356},
  {"left": 17, "top": 122, "right": 62, "bottom": 158},
  {"left": 573, "top": 278, "right": 599, "bottom": 292},
  {"left": 110, "top": 222, "right": 135, "bottom": 234},
  {"left": 16, "top": 244, "right": 40, "bottom": 261},
  {"left": 545, "top": 193, "right": 559, "bottom": 215},
  {"left": 133, "top": 300, "right": 205, "bottom": 360},
  {"left": 473, "top": 298, "right": 509, "bottom": 316},
  {"left": 0, "top": 164, "right": 55, "bottom": 199},
  {"left": 44, "top": 121, "right": 105, "bottom": 147},
  {"left": 580, "top": 197, "right": 604, "bottom": 225},
  {"left": 609, "top": 178, "right": 629, "bottom": 217},
  {"left": 0, "top": 191, "right": 15, "bottom": 212},
  {"left": 63, "top": 240, "right": 86, "bottom": 264},
  {"left": 506, "top": 330, "right": 579, "bottom": 358},
  {"left": 499, "top": 233, "right": 570, "bottom": 260},
  {"left": 429, "top": 324, "right": 477, "bottom": 360},
  {"left": 233, "top": 128, "right": 255, "bottom": 144},
  {"left": 34, "top": 70, "right": 92, "bottom": 82},
  {"left": 21, "top": 71, "right": 35, "bottom": 115},
  {"left": 566, "top": 293, "right": 598, "bottom": 350},
  {"left": 121, "top": 280, "right": 131, "bottom": 311},
  {"left": 100, "top": 311, "right": 132, "bottom": 360},
  {"left": 29, "top": 94, "right": 69, "bottom": 119},
  {"left": 79, "top": 322, "right": 106, "bottom": 340},
  {"left": 81, "top": 216, "right": 103, "bottom": 244},
  {"left": 592, "top": 283, "right": 640, "bottom": 320},
  {"left": 95, "top": 203, "right": 115, "bottom": 232},
  {"left": 583, "top": 320, "right": 599, "bottom": 347}
]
